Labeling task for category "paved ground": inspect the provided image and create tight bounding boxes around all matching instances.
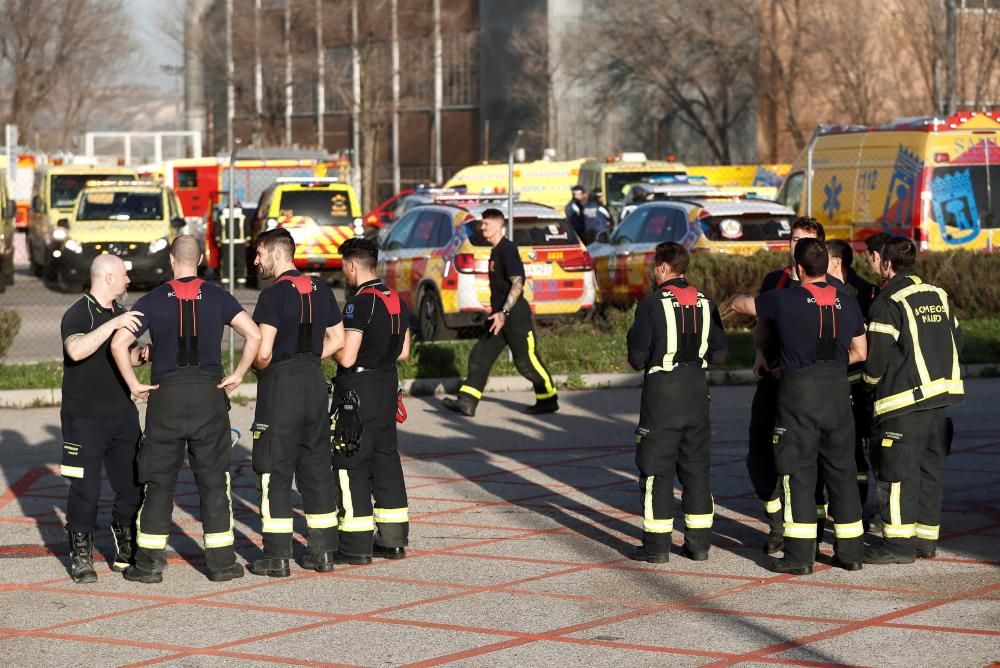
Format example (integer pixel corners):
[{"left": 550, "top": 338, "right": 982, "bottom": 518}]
[{"left": 0, "top": 381, "right": 997, "bottom": 667}]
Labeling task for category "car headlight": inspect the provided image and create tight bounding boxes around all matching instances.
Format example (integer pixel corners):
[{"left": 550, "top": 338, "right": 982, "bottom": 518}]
[
  {"left": 64, "top": 239, "right": 83, "bottom": 254},
  {"left": 149, "top": 237, "right": 169, "bottom": 254},
  {"left": 52, "top": 227, "right": 68, "bottom": 241}
]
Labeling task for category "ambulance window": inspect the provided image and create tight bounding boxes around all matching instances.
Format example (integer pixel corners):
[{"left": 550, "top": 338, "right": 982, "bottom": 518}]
[
  {"left": 778, "top": 172, "right": 804, "bottom": 214},
  {"left": 177, "top": 169, "right": 198, "bottom": 189}
]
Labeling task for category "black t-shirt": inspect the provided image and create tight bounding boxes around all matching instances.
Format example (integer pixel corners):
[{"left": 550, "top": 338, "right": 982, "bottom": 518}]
[
  {"left": 252, "top": 270, "right": 342, "bottom": 361},
  {"left": 489, "top": 237, "right": 526, "bottom": 312},
  {"left": 60, "top": 293, "right": 136, "bottom": 417},
  {"left": 756, "top": 281, "right": 865, "bottom": 375},
  {"left": 133, "top": 277, "right": 244, "bottom": 382},
  {"left": 341, "top": 279, "right": 411, "bottom": 370},
  {"left": 845, "top": 269, "right": 879, "bottom": 320}
]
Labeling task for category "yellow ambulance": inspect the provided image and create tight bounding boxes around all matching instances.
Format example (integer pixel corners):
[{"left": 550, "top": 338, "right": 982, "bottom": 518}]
[
  {"left": 576, "top": 154, "right": 689, "bottom": 219},
  {"left": 776, "top": 111, "right": 1000, "bottom": 251},
  {"left": 686, "top": 164, "right": 790, "bottom": 201},
  {"left": 444, "top": 159, "right": 590, "bottom": 210}
]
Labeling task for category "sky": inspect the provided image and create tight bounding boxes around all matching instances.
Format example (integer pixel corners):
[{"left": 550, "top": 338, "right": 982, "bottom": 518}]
[{"left": 124, "top": 0, "right": 184, "bottom": 90}]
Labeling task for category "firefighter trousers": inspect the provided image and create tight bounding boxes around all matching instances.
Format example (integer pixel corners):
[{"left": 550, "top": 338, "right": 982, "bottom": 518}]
[
  {"left": 635, "top": 366, "right": 714, "bottom": 556},
  {"left": 850, "top": 379, "right": 874, "bottom": 508},
  {"left": 457, "top": 300, "right": 556, "bottom": 405},
  {"left": 61, "top": 409, "right": 142, "bottom": 534},
  {"left": 870, "top": 408, "right": 949, "bottom": 556},
  {"left": 332, "top": 368, "right": 407, "bottom": 556},
  {"left": 134, "top": 370, "right": 235, "bottom": 574},
  {"left": 773, "top": 363, "right": 864, "bottom": 566},
  {"left": 747, "top": 377, "right": 783, "bottom": 533},
  {"left": 252, "top": 357, "right": 338, "bottom": 559}
]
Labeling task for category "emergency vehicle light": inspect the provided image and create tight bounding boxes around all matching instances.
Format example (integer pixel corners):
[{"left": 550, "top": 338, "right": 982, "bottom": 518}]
[
  {"left": 557, "top": 251, "right": 592, "bottom": 272},
  {"left": 274, "top": 176, "right": 340, "bottom": 184},
  {"left": 85, "top": 180, "right": 146, "bottom": 187}
]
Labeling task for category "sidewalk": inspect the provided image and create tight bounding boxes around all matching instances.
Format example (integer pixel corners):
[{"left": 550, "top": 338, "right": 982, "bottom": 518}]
[{"left": 0, "top": 382, "right": 997, "bottom": 666}]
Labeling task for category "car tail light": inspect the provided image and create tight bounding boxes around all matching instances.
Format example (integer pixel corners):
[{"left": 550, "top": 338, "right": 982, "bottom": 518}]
[
  {"left": 366, "top": 213, "right": 378, "bottom": 224},
  {"left": 455, "top": 253, "right": 477, "bottom": 273},
  {"left": 558, "top": 251, "right": 592, "bottom": 272}
]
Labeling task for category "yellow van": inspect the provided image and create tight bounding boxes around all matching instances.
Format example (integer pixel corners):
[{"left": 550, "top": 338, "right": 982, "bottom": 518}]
[
  {"left": 686, "top": 164, "right": 790, "bottom": 201},
  {"left": 576, "top": 154, "right": 689, "bottom": 219},
  {"left": 0, "top": 173, "right": 16, "bottom": 293},
  {"left": 444, "top": 159, "right": 590, "bottom": 210},
  {"left": 776, "top": 111, "right": 1000, "bottom": 251},
  {"left": 27, "top": 164, "right": 138, "bottom": 278}
]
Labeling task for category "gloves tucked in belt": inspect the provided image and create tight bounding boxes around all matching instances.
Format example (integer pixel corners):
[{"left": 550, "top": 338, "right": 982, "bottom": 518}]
[{"left": 331, "top": 389, "right": 364, "bottom": 457}]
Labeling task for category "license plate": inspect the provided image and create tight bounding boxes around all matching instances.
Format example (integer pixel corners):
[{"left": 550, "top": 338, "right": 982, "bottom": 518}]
[
  {"left": 124, "top": 261, "right": 133, "bottom": 270},
  {"left": 524, "top": 263, "right": 552, "bottom": 277}
]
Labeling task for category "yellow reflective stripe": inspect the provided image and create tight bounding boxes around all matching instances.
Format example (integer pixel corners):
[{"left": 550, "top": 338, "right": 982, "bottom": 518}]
[
  {"left": 697, "top": 297, "right": 711, "bottom": 365},
  {"left": 642, "top": 476, "right": 671, "bottom": 533},
  {"left": 784, "top": 522, "right": 817, "bottom": 539},
  {"left": 847, "top": 370, "right": 863, "bottom": 383},
  {"left": 883, "top": 523, "right": 916, "bottom": 538},
  {"left": 782, "top": 475, "right": 793, "bottom": 524},
  {"left": 260, "top": 472, "right": 272, "bottom": 523},
  {"left": 856, "top": 472, "right": 869, "bottom": 482},
  {"left": 204, "top": 530, "right": 234, "bottom": 548},
  {"left": 873, "top": 379, "right": 965, "bottom": 416},
  {"left": 915, "top": 523, "right": 940, "bottom": 540},
  {"left": 643, "top": 476, "right": 654, "bottom": 524},
  {"left": 898, "top": 296, "right": 931, "bottom": 386},
  {"left": 685, "top": 498, "right": 714, "bottom": 529},
  {"left": 458, "top": 385, "right": 482, "bottom": 400},
  {"left": 136, "top": 531, "right": 167, "bottom": 549},
  {"left": 816, "top": 504, "right": 829, "bottom": 519},
  {"left": 262, "top": 517, "right": 294, "bottom": 533},
  {"left": 881, "top": 438, "right": 894, "bottom": 448},
  {"left": 868, "top": 322, "right": 900, "bottom": 340},
  {"left": 890, "top": 482, "right": 902, "bottom": 527},
  {"left": 305, "top": 511, "right": 338, "bottom": 529},
  {"left": 643, "top": 518, "right": 673, "bottom": 533},
  {"left": 373, "top": 507, "right": 409, "bottom": 523},
  {"left": 660, "top": 298, "right": 678, "bottom": 370},
  {"left": 60, "top": 465, "right": 85, "bottom": 479},
  {"left": 339, "top": 515, "right": 375, "bottom": 532},
  {"left": 764, "top": 497, "right": 782, "bottom": 514},
  {"left": 834, "top": 520, "right": 864, "bottom": 539},
  {"left": 862, "top": 372, "right": 881, "bottom": 385},
  {"left": 526, "top": 332, "right": 556, "bottom": 399}
]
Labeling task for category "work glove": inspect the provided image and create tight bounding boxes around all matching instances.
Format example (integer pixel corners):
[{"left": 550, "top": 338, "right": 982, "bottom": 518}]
[
  {"left": 396, "top": 385, "right": 407, "bottom": 424},
  {"left": 331, "top": 389, "right": 364, "bottom": 457}
]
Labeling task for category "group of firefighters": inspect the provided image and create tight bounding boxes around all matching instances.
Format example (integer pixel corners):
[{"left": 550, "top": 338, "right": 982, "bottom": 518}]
[{"left": 58, "top": 208, "right": 961, "bottom": 583}]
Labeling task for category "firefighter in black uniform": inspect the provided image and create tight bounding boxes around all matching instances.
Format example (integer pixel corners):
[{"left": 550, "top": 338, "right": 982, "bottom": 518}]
[
  {"left": 111, "top": 235, "right": 262, "bottom": 583},
  {"left": 731, "top": 218, "right": 825, "bottom": 554},
  {"left": 60, "top": 255, "right": 148, "bottom": 583},
  {"left": 862, "top": 237, "right": 964, "bottom": 564},
  {"left": 827, "top": 239, "right": 880, "bottom": 509},
  {"left": 442, "top": 208, "right": 558, "bottom": 417},
  {"left": 246, "top": 228, "right": 346, "bottom": 577},
  {"left": 755, "top": 238, "right": 868, "bottom": 575},
  {"left": 626, "top": 242, "right": 727, "bottom": 563},
  {"left": 330, "top": 237, "right": 412, "bottom": 563}
]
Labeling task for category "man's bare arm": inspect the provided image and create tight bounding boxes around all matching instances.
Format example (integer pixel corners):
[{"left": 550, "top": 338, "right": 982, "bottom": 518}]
[
  {"left": 64, "top": 311, "right": 143, "bottom": 362},
  {"left": 501, "top": 276, "right": 524, "bottom": 313}
]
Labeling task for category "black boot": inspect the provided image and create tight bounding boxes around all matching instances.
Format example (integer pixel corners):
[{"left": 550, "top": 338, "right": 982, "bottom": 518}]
[
  {"left": 767, "top": 558, "right": 813, "bottom": 575},
  {"left": 249, "top": 557, "right": 291, "bottom": 577},
  {"left": 442, "top": 394, "right": 477, "bottom": 417},
  {"left": 524, "top": 396, "right": 559, "bottom": 415},
  {"left": 764, "top": 509, "right": 784, "bottom": 555},
  {"left": 373, "top": 545, "right": 406, "bottom": 560},
  {"left": 630, "top": 545, "right": 669, "bottom": 563},
  {"left": 863, "top": 538, "right": 916, "bottom": 565},
  {"left": 68, "top": 530, "right": 97, "bottom": 584},
  {"left": 302, "top": 551, "right": 336, "bottom": 572},
  {"left": 110, "top": 522, "right": 134, "bottom": 573}
]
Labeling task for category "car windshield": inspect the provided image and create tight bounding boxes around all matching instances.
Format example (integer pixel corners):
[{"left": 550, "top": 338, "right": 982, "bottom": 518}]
[
  {"left": 51, "top": 174, "right": 135, "bottom": 209},
  {"left": 929, "top": 165, "right": 999, "bottom": 241},
  {"left": 700, "top": 214, "right": 793, "bottom": 242},
  {"left": 395, "top": 193, "right": 433, "bottom": 220},
  {"left": 465, "top": 216, "right": 580, "bottom": 247},
  {"left": 605, "top": 171, "right": 686, "bottom": 206},
  {"left": 277, "top": 190, "right": 354, "bottom": 226},
  {"left": 76, "top": 191, "right": 163, "bottom": 221}
]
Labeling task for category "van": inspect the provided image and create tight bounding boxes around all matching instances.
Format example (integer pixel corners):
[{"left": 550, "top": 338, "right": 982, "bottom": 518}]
[
  {"left": 0, "top": 174, "right": 16, "bottom": 292},
  {"left": 577, "top": 154, "right": 689, "bottom": 220},
  {"left": 444, "top": 159, "right": 590, "bottom": 210},
  {"left": 776, "top": 111, "right": 1000, "bottom": 251}
]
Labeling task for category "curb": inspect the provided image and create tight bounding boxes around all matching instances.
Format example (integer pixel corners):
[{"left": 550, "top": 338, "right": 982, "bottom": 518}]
[{"left": 3, "top": 364, "right": 995, "bottom": 408}]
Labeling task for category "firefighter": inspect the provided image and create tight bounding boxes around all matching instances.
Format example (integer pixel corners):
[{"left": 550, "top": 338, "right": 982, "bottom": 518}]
[
  {"left": 862, "top": 236, "right": 963, "bottom": 564},
  {"left": 626, "top": 242, "right": 727, "bottom": 563},
  {"left": 755, "top": 238, "right": 867, "bottom": 575},
  {"left": 442, "top": 208, "right": 558, "bottom": 417},
  {"left": 110, "top": 235, "right": 262, "bottom": 583},
  {"left": 330, "top": 237, "right": 412, "bottom": 563},
  {"left": 60, "top": 255, "right": 148, "bottom": 583},
  {"left": 731, "top": 217, "right": 825, "bottom": 554},
  {"left": 246, "top": 228, "right": 346, "bottom": 577},
  {"left": 827, "top": 239, "right": 879, "bottom": 510},
  {"left": 864, "top": 232, "right": 892, "bottom": 282}
]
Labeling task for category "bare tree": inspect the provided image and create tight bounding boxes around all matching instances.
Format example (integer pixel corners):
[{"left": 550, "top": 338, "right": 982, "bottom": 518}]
[{"left": 957, "top": 0, "right": 1000, "bottom": 108}]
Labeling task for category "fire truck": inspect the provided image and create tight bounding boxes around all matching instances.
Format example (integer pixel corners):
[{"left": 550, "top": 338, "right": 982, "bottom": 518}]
[{"left": 0, "top": 151, "right": 38, "bottom": 230}]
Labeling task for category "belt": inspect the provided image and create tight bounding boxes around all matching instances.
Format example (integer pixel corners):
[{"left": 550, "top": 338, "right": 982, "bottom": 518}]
[{"left": 337, "top": 363, "right": 394, "bottom": 376}]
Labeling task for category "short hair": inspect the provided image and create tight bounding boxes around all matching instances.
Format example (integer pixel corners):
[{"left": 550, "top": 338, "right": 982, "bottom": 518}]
[
  {"left": 170, "top": 235, "right": 201, "bottom": 266},
  {"left": 865, "top": 231, "right": 891, "bottom": 255},
  {"left": 571, "top": 185, "right": 584, "bottom": 193},
  {"left": 792, "top": 217, "right": 826, "bottom": 242},
  {"left": 481, "top": 208, "right": 506, "bottom": 223},
  {"left": 826, "top": 239, "right": 853, "bottom": 268},
  {"left": 256, "top": 227, "right": 295, "bottom": 259},
  {"left": 339, "top": 236, "right": 378, "bottom": 270},
  {"left": 793, "top": 237, "right": 829, "bottom": 278},
  {"left": 881, "top": 236, "right": 917, "bottom": 273},
  {"left": 90, "top": 254, "right": 123, "bottom": 282},
  {"left": 653, "top": 241, "right": 689, "bottom": 275}
]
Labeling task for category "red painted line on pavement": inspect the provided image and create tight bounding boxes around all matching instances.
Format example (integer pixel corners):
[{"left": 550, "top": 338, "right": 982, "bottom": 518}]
[{"left": 0, "top": 466, "right": 55, "bottom": 511}]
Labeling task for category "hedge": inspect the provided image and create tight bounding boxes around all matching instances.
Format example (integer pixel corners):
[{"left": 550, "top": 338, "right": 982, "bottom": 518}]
[{"left": 0, "top": 308, "right": 20, "bottom": 361}]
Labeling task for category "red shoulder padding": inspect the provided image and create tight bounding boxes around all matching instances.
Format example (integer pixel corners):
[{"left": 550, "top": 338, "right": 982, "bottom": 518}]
[
  {"left": 662, "top": 285, "right": 699, "bottom": 307},
  {"left": 802, "top": 283, "right": 837, "bottom": 307},
  {"left": 277, "top": 274, "right": 314, "bottom": 295},
  {"left": 168, "top": 278, "right": 204, "bottom": 301},
  {"left": 359, "top": 287, "right": 401, "bottom": 316},
  {"left": 775, "top": 267, "right": 793, "bottom": 289}
]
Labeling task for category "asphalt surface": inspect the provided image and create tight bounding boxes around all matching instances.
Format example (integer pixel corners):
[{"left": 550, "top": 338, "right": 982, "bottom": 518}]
[{"left": 0, "top": 380, "right": 997, "bottom": 666}]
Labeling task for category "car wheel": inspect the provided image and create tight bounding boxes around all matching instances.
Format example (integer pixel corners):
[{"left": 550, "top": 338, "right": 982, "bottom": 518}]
[{"left": 418, "top": 289, "right": 454, "bottom": 342}]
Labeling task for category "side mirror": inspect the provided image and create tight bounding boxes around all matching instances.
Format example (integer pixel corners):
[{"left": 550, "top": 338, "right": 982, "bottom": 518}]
[
  {"left": 57, "top": 218, "right": 70, "bottom": 228},
  {"left": 171, "top": 216, "right": 186, "bottom": 229}
]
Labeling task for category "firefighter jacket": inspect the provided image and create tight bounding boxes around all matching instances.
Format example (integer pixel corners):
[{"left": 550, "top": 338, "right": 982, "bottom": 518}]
[{"left": 863, "top": 272, "right": 964, "bottom": 420}]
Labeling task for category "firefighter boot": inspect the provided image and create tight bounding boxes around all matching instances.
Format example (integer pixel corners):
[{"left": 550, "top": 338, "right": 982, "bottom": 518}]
[
  {"left": 373, "top": 545, "right": 406, "bottom": 560},
  {"left": 524, "top": 396, "right": 559, "bottom": 415},
  {"left": 631, "top": 545, "right": 669, "bottom": 563},
  {"left": 249, "top": 557, "right": 291, "bottom": 578},
  {"left": 442, "top": 394, "right": 477, "bottom": 417},
  {"left": 68, "top": 531, "right": 97, "bottom": 584},
  {"left": 863, "top": 538, "right": 916, "bottom": 565},
  {"left": 764, "top": 509, "right": 784, "bottom": 555},
  {"left": 111, "top": 522, "right": 134, "bottom": 573},
  {"left": 302, "top": 551, "right": 336, "bottom": 572}
]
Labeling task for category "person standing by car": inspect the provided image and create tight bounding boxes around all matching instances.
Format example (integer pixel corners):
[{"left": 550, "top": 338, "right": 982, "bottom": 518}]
[
  {"left": 60, "top": 255, "right": 148, "bottom": 583},
  {"left": 442, "top": 208, "right": 558, "bottom": 417},
  {"left": 565, "top": 185, "right": 587, "bottom": 238},
  {"left": 582, "top": 188, "right": 613, "bottom": 244}
]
